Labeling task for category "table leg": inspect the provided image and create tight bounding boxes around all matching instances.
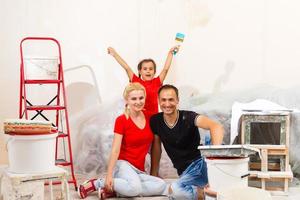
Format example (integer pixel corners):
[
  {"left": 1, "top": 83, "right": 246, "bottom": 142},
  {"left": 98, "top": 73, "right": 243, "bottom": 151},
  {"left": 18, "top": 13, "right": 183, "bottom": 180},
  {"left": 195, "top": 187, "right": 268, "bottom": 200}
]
[
  {"left": 49, "top": 180, "right": 53, "bottom": 200},
  {"left": 64, "top": 178, "right": 70, "bottom": 200},
  {"left": 0, "top": 174, "right": 3, "bottom": 200}
]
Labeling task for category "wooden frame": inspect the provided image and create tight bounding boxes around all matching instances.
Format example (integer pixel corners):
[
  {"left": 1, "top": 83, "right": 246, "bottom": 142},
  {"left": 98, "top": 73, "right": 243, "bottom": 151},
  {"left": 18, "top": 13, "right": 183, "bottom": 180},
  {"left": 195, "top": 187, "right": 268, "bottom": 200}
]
[
  {"left": 240, "top": 111, "right": 292, "bottom": 195},
  {"left": 241, "top": 112, "right": 290, "bottom": 146}
]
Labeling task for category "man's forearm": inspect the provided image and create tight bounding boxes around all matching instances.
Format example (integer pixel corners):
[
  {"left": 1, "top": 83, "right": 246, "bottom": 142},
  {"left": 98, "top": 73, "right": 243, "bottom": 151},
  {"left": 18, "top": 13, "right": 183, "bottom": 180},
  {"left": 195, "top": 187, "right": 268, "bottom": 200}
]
[{"left": 211, "top": 125, "right": 224, "bottom": 145}]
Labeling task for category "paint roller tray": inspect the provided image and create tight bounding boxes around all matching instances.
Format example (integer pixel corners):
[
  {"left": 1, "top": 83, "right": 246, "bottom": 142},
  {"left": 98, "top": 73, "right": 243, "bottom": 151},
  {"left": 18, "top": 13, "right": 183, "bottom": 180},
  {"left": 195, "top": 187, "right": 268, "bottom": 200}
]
[{"left": 198, "top": 145, "right": 260, "bottom": 158}]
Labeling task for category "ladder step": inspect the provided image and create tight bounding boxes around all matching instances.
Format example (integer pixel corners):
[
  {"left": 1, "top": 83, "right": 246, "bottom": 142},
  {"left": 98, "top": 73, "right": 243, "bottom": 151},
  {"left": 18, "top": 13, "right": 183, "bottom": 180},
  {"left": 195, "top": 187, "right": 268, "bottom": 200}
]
[
  {"left": 27, "top": 105, "right": 65, "bottom": 110},
  {"left": 57, "top": 132, "right": 69, "bottom": 138},
  {"left": 55, "top": 159, "right": 71, "bottom": 166},
  {"left": 25, "top": 79, "right": 62, "bottom": 84},
  {"left": 50, "top": 180, "right": 78, "bottom": 190},
  {"left": 50, "top": 180, "right": 77, "bottom": 185}
]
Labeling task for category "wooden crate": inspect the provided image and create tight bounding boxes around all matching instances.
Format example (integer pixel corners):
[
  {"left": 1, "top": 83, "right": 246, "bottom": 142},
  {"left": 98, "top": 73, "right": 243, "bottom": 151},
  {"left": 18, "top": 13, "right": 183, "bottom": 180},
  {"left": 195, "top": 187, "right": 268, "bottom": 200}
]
[
  {"left": 249, "top": 166, "right": 293, "bottom": 195},
  {"left": 247, "top": 145, "right": 293, "bottom": 194}
]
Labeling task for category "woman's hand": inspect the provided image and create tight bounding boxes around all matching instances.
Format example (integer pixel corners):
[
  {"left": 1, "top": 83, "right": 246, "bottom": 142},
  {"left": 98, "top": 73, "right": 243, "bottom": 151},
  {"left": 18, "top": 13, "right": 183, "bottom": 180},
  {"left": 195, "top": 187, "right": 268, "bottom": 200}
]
[
  {"left": 107, "top": 47, "right": 117, "bottom": 57},
  {"left": 104, "top": 174, "right": 114, "bottom": 192}
]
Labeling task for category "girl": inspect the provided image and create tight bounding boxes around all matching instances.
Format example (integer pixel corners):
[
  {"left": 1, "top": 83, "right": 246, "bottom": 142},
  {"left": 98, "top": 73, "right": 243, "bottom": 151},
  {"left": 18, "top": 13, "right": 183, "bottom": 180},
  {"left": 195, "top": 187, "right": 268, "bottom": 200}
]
[
  {"left": 107, "top": 46, "right": 179, "bottom": 114},
  {"left": 78, "top": 83, "right": 166, "bottom": 199}
]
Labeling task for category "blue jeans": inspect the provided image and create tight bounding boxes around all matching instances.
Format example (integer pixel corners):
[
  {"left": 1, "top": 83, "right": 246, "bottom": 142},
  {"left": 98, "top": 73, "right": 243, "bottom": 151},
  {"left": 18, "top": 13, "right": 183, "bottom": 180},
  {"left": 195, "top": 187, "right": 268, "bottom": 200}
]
[
  {"left": 169, "top": 157, "right": 208, "bottom": 200},
  {"left": 94, "top": 160, "right": 166, "bottom": 197}
]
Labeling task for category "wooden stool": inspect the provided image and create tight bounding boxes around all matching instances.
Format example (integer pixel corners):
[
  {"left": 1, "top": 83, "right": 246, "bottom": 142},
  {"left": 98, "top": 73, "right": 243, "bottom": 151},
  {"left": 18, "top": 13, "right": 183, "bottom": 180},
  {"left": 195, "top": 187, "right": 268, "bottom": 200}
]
[{"left": 0, "top": 166, "right": 70, "bottom": 200}]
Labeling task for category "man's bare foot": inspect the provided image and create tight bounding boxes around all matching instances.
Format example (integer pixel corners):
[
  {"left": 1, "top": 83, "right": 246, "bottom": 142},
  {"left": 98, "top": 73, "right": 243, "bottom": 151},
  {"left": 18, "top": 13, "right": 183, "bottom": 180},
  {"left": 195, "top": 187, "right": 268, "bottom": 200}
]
[
  {"left": 204, "top": 185, "right": 217, "bottom": 197},
  {"left": 197, "top": 187, "right": 205, "bottom": 200}
]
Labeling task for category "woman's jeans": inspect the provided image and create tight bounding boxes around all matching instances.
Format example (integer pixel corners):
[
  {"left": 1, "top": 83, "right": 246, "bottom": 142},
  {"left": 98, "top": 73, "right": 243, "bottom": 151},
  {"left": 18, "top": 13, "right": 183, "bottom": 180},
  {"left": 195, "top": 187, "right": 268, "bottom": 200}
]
[
  {"left": 169, "top": 157, "right": 208, "bottom": 200},
  {"left": 94, "top": 160, "right": 166, "bottom": 197}
]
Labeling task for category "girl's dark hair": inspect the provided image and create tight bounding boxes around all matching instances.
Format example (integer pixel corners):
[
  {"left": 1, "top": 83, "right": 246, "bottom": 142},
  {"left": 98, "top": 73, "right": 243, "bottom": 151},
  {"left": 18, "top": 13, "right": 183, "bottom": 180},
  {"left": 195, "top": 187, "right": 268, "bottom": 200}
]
[{"left": 137, "top": 59, "right": 156, "bottom": 78}]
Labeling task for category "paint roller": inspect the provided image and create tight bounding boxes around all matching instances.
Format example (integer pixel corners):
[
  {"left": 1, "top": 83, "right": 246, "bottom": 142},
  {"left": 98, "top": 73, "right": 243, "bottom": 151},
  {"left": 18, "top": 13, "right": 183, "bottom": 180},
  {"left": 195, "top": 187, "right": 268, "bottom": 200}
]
[{"left": 173, "top": 32, "right": 185, "bottom": 55}]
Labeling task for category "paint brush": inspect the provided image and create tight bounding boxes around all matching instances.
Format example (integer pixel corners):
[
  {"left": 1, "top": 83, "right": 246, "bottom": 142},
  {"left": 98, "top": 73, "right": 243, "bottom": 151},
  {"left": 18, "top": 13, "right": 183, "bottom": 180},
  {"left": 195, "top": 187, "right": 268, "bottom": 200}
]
[{"left": 173, "top": 32, "right": 185, "bottom": 55}]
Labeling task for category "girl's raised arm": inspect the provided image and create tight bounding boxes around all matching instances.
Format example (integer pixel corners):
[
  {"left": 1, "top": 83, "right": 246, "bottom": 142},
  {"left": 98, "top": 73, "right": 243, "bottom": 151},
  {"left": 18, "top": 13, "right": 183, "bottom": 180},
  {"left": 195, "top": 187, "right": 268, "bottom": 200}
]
[
  {"left": 159, "top": 46, "right": 179, "bottom": 82},
  {"left": 108, "top": 47, "right": 134, "bottom": 81}
]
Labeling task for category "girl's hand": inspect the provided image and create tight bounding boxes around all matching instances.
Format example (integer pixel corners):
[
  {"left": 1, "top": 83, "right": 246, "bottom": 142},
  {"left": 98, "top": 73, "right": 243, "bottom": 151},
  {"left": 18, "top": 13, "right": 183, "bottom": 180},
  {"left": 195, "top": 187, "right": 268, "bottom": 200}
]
[
  {"left": 104, "top": 175, "right": 114, "bottom": 192},
  {"left": 107, "top": 47, "right": 117, "bottom": 57},
  {"left": 169, "top": 45, "right": 180, "bottom": 54}
]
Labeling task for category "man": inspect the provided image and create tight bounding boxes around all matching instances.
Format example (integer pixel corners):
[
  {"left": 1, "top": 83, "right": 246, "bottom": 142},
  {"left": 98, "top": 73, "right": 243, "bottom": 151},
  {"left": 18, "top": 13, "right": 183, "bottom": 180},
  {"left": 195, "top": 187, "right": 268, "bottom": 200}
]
[{"left": 150, "top": 84, "right": 224, "bottom": 200}]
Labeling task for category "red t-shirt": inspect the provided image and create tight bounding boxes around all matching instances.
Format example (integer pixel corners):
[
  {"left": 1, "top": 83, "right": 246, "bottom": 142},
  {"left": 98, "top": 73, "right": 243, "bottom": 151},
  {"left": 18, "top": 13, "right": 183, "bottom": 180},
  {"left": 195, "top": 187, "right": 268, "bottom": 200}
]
[
  {"left": 132, "top": 74, "right": 162, "bottom": 114},
  {"left": 114, "top": 111, "right": 154, "bottom": 171}
]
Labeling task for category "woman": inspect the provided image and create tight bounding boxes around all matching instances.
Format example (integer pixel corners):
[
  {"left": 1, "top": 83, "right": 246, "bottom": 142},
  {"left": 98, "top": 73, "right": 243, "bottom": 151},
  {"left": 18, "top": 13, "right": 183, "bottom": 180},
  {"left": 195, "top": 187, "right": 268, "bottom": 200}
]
[{"left": 78, "top": 82, "right": 166, "bottom": 199}]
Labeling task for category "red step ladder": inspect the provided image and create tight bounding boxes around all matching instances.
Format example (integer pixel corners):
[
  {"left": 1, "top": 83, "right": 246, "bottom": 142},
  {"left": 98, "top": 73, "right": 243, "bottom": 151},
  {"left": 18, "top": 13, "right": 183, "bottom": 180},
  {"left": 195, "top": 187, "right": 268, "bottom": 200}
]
[{"left": 19, "top": 37, "right": 77, "bottom": 190}]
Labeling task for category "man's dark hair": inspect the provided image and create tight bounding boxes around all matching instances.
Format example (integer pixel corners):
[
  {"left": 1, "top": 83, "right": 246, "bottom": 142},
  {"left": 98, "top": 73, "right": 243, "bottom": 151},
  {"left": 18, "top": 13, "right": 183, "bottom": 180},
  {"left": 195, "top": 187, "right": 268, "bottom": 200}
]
[{"left": 158, "top": 84, "right": 179, "bottom": 99}]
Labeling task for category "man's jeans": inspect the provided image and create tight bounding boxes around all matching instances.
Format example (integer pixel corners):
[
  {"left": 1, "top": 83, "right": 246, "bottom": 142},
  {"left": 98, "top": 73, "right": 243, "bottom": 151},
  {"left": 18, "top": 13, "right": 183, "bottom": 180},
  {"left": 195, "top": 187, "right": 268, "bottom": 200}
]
[{"left": 169, "top": 157, "right": 208, "bottom": 200}]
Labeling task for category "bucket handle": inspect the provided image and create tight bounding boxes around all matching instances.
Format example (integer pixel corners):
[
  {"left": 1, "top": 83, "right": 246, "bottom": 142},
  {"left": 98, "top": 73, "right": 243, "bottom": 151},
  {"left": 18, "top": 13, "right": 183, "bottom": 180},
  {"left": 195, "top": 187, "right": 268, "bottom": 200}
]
[{"left": 241, "top": 173, "right": 250, "bottom": 178}]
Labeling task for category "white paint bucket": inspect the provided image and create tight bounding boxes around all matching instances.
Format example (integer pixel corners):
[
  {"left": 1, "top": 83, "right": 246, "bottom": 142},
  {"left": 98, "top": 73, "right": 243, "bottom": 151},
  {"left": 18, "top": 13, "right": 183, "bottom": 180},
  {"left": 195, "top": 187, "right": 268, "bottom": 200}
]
[
  {"left": 206, "top": 157, "right": 249, "bottom": 192},
  {"left": 7, "top": 133, "right": 58, "bottom": 174},
  {"left": 24, "top": 57, "right": 58, "bottom": 80}
]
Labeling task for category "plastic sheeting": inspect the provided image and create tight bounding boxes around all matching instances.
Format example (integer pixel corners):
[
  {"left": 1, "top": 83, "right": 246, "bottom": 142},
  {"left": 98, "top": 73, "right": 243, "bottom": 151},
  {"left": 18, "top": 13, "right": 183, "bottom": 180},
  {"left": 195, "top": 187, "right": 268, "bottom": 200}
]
[
  {"left": 70, "top": 98, "right": 178, "bottom": 178},
  {"left": 69, "top": 99, "right": 123, "bottom": 177},
  {"left": 71, "top": 84, "right": 300, "bottom": 178},
  {"left": 181, "top": 84, "right": 300, "bottom": 176}
]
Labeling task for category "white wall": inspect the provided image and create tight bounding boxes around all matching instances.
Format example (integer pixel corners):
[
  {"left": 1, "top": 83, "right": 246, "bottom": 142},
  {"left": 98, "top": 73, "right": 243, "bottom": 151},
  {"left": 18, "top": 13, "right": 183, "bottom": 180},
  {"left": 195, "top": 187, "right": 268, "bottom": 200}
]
[{"left": 1, "top": 0, "right": 300, "bottom": 163}]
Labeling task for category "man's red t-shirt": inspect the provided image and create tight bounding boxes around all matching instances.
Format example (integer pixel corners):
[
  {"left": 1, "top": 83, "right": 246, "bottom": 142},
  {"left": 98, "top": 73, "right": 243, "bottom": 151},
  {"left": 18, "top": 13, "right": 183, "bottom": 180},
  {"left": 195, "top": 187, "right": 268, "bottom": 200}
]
[
  {"left": 132, "top": 74, "right": 162, "bottom": 114},
  {"left": 114, "top": 111, "right": 154, "bottom": 171}
]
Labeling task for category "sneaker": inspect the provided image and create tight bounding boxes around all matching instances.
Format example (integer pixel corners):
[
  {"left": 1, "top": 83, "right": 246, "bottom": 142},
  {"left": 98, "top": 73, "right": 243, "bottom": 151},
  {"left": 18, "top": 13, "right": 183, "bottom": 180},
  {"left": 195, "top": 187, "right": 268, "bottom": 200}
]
[
  {"left": 98, "top": 188, "right": 116, "bottom": 200},
  {"left": 78, "top": 179, "right": 97, "bottom": 199}
]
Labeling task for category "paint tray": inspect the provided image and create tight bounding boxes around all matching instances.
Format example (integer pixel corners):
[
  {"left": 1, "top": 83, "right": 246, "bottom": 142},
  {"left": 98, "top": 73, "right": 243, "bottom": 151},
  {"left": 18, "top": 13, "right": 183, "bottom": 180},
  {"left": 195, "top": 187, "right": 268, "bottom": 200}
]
[{"left": 198, "top": 145, "right": 260, "bottom": 158}]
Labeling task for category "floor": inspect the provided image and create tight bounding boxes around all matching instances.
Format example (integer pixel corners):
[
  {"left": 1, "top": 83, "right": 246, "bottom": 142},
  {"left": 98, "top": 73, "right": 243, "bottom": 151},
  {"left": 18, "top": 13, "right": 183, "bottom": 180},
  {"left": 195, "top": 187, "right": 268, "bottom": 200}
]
[
  {"left": 50, "top": 175, "right": 300, "bottom": 200},
  {"left": 59, "top": 186, "right": 300, "bottom": 200},
  {"left": 1, "top": 168, "right": 300, "bottom": 200}
]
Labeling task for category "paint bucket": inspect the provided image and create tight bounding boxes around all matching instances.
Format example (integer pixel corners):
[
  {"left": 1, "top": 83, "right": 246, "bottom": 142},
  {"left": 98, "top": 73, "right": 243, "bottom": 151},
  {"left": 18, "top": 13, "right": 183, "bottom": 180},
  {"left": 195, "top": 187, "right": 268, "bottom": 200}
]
[
  {"left": 217, "top": 186, "right": 272, "bottom": 200},
  {"left": 24, "top": 57, "right": 58, "bottom": 80},
  {"left": 7, "top": 132, "right": 58, "bottom": 173},
  {"left": 205, "top": 157, "right": 249, "bottom": 192}
]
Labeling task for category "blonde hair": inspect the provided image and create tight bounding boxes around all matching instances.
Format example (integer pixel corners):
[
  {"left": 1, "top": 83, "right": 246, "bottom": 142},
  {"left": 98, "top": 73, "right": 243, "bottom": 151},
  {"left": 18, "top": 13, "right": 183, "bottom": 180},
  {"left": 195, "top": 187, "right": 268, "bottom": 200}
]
[{"left": 123, "top": 82, "right": 146, "bottom": 119}]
